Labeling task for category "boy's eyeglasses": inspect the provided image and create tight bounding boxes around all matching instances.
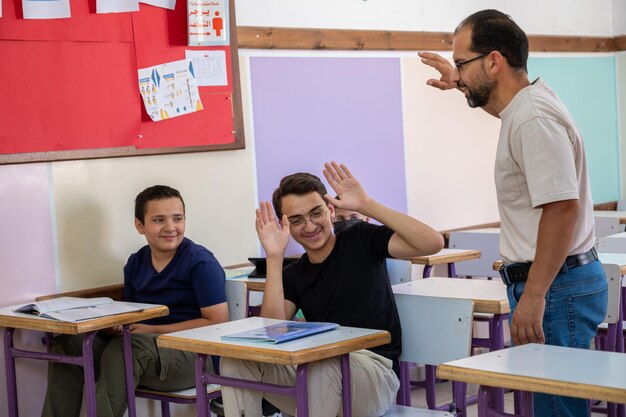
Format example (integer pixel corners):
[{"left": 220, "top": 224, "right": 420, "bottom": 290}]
[{"left": 288, "top": 209, "right": 328, "bottom": 229}]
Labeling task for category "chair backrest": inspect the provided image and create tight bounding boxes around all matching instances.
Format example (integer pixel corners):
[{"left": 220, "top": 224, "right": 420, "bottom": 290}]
[
  {"left": 601, "top": 263, "right": 622, "bottom": 325},
  {"left": 394, "top": 293, "right": 474, "bottom": 365},
  {"left": 386, "top": 259, "right": 412, "bottom": 285},
  {"left": 594, "top": 217, "right": 623, "bottom": 239},
  {"left": 448, "top": 229, "right": 500, "bottom": 278}
]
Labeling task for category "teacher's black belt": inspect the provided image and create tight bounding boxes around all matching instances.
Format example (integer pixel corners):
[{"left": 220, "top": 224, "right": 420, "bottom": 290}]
[{"left": 498, "top": 247, "right": 598, "bottom": 285}]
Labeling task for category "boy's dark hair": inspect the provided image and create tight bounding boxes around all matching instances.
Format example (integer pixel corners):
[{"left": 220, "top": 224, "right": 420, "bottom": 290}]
[
  {"left": 135, "top": 185, "right": 185, "bottom": 224},
  {"left": 272, "top": 173, "right": 328, "bottom": 219},
  {"left": 455, "top": 9, "right": 529, "bottom": 73}
]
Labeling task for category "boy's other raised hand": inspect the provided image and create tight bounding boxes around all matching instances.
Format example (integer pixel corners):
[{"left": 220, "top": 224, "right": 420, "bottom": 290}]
[
  {"left": 323, "top": 162, "right": 369, "bottom": 212},
  {"left": 256, "top": 201, "right": 290, "bottom": 258}
]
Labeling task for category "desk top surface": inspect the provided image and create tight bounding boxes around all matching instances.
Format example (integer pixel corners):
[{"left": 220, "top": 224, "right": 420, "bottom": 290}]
[
  {"left": 449, "top": 227, "right": 501, "bottom": 235},
  {"left": 0, "top": 303, "right": 168, "bottom": 334},
  {"left": 602, "top": 231, "right": 626, "bottom": 240},
  {"left": 410, "top": 248, "right": 481, "bottom": 266},
  {"left": 594, "top": 211, "right": 626, "bottom": 223},
  {"left": 157, "top": 317, "right": 390, "bottom": 366},
  {"left": 438, "top": 343, "right": 626, "bottom": 404},
  {"left": 392, "top": 278, "right": 509, "bottom": 314}
]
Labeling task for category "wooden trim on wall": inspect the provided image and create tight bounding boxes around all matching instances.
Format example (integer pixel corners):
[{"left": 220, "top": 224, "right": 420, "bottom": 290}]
[{"left": 237, "top": 27, "right": 624, "bottom": 52}]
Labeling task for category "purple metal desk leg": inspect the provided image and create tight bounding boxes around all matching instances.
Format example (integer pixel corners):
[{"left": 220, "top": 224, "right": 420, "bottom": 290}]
[
  {"left": 4, "top": 328, "right": 18, "bottom": 417},
  {"left": 82, "top": 332, "right": 98, "bottom": 417},
  {"left": 478, "top": 385, "right": 533, "bottom": 417},
  {"left": 195, "top": 354, "right": 209, "bottom": 417},
  {"left": 423, "top": 265, "right": 434, "bottom": 278},
  {"left": 447, "top": 263, "right": 457, "bottom": 278},
  {"left": 340, "top": 354, "right": 352, "bottom": 417},
  {"left": 397, "top": 361, "right": 410, "bottom": 405},
  {"left": 122, "top": 325, "right": 137, "bottom": 417},
  {"left": 295, "top": 363, "right": 310, "bottom": 417}
]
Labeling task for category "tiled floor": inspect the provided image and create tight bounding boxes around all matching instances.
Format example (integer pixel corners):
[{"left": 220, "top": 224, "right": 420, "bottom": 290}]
[{"left": 408, "top": 378, "right": 607, "bottom": 417}]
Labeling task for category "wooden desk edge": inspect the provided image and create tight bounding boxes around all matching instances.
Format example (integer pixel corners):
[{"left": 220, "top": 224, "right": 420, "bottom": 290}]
[
  {"left": 437, "top": 364, "right": 626, "bottom": 404},
  {"left": 246, "top": 281, "right": 266, "bottom": 292},
  {"left": 0, "top": 306, "right": 168, "bottom": 335},
  {"left": 157, "top": 331, "right": 390, "bottom": 366},
  {"left": 411, "top": 250, "right": 481, "bottom": 266},
  {"left": 473, "top": 299, "right": 510, "bottom": 315}
]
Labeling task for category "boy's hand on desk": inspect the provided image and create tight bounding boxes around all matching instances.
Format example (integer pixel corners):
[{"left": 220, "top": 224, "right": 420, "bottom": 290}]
[
  {"left": 101, "top": 325, "right": 122, "bottom": 336},
  {"left": 323, "top": 162, "right": 370, "bottom": 212},
  {"left": 256, "top": 201, "right": 290, "bottom": 258},
  {"left": 129, "top": 323, "right": 156, "bottom": 334}
]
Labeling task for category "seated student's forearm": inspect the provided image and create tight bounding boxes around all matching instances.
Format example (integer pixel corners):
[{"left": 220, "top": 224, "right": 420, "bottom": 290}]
[
  {"left": 130, "top": 303, "right": 229, "bottom": 334},
  {"left": 360, "top": 199, "right": 444, "bottom": 257}
]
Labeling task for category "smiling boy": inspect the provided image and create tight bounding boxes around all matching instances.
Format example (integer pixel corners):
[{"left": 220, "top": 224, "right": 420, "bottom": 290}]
[
  {"left": 41, "top": 185, "right": 228, "bottom": 417},
  {"left": 220, "top": 162, "right": 444, "bottom": 417}
]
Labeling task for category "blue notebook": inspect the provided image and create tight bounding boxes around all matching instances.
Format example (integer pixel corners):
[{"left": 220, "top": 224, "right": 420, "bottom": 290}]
[{"left": 221, "top": 321, "right": 339, "bottom": 344}]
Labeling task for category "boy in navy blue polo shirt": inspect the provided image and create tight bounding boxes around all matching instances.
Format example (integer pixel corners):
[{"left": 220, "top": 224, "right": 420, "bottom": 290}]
[{"left": 41, "top": 185, "right": 229, "bottom": 417}]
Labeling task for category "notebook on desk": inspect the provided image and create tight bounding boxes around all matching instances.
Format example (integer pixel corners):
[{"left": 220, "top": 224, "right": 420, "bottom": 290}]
[{"left": 248, "top": 257, "right": 299, "bottom": 278}]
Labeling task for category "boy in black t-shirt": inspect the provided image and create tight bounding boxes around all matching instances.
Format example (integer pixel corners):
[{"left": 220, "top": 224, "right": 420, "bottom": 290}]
[{"left": 221, "top": 162, "right": 444, "bottom": 417}]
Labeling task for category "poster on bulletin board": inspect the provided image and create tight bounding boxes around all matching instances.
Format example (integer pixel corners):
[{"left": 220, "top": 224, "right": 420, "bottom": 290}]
[
  {"left": 0, "top": 0, "right": 244, "bottom": 164},
  {"left": 187, "top": 0, "right": 229, "bottom": 46}
]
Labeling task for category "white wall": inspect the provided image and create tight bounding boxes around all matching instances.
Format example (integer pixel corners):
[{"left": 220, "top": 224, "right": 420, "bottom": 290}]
[
  {"left": 236, "top": 0, "right": 615, "bottom": 36},
  {"left": 614, "top": 0, "right": 626, "bottom": 35}
]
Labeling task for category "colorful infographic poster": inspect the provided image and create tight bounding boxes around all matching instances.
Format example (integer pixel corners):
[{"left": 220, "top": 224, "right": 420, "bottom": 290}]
[
  {"left": 138, "top": 59, "right": 204, "bottom": 122},
  {"left": 187, "top": 0, "right": 229, "bottom": 46}
]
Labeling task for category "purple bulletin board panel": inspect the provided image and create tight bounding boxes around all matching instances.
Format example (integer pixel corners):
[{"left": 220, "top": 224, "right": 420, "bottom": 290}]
[
  {"left": 250, "top": 57, "right": 407, "bottom": 255},
  {"left": 0, "top": 164, "right": 57, "bottom": 306}
]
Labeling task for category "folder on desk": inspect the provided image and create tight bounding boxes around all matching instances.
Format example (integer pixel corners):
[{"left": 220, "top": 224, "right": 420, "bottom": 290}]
[{"left": 221, "top": 321, "right": 338, "bottom": 344}]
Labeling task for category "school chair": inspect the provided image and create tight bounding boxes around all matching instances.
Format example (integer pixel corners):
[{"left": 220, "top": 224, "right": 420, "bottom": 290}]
[
  {"left": 386, "top": 258, "right": 413, "bottom": 285},
  {"left": 135, "top": 384, "right": 222, "bottom": 417},
  {"left": 595, "top": 216, "right": 624, "bottom": 238},
  {"left": 394, "top": 292, "right": 474, "bottom": 416}
]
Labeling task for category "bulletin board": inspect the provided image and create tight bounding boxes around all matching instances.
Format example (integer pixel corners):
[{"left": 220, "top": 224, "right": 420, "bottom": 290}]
[{"left": 0, "top": 0, "right": 244, "bottom": 164}]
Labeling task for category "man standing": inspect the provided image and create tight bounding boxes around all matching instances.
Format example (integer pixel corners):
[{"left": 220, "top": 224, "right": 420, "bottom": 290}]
[{"left": 420, "top": 10, "right": 607, "bottom": 417}]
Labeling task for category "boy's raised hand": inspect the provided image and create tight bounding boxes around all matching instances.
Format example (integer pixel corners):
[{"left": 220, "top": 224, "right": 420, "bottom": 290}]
[
  {"left": 323, "top": 162, "right": 369, "bottom": 212},
  {"left": 256, "top": 201, "right": 290, "bottom": 258}
]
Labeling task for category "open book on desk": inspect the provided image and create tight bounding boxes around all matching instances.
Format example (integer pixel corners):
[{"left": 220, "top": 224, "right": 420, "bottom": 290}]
[
  {"left": 13, "top": 297, "right": 143, "bottom": 322},
  {"left": 221, "top": 321, "right": 339, "bottom": 344}
]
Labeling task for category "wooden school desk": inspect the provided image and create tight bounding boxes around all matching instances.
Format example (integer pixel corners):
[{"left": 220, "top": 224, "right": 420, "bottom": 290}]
[
  {"left": 0, "top": 303, "right": 168, "bottom": 417},
  {"left": 411, "top": 248, "right": 481, "bottom": 278},
  {"left": 157, "top": 316, "right": 390, "bottom": 417},
  {"left": 437, "top": 343, "right": 626, "bottom": 417}
]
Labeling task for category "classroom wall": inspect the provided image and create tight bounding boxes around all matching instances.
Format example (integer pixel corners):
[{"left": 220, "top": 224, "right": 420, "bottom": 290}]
[
  {"left": 614, "top": 0, "right": 626, "bottom": 35},
  {"left": 236, "top": 0, "right": 615, "bottom": 36},
  {"left": 618, "top": 52, "right": 626, "bottom": 198},
  {"left": 1, "top": 2, "right": 625, "bottom": 417}
]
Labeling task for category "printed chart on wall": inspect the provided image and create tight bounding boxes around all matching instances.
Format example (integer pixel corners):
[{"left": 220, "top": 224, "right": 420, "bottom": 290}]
[{"left": 0, "top": 0, "right": 244, "bottom": 164}]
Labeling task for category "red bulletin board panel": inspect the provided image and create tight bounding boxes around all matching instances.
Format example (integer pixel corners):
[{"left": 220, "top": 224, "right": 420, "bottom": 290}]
[{"left": 0, "top": 0, "right": 244, "bottom": 164}]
